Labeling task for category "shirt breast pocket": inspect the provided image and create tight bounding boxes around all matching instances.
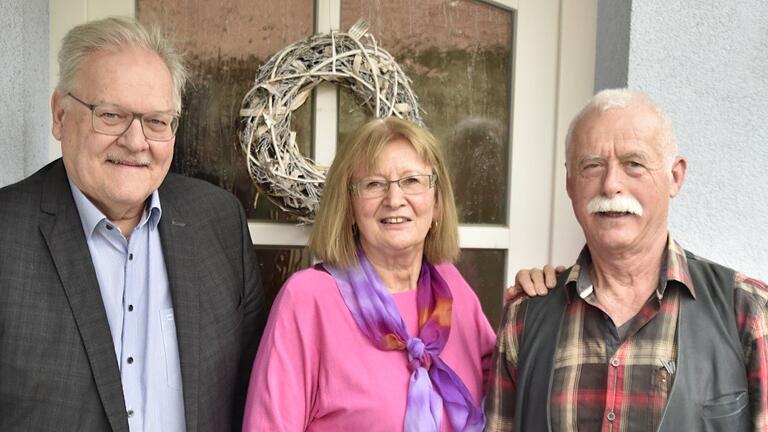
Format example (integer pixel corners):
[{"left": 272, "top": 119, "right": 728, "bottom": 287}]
[{"left": 160, "top": 308, "right": 183, "bottom": 390}]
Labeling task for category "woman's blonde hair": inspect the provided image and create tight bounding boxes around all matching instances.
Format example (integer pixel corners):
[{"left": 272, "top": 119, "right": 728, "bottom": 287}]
[{"left": 310, "top": 117, "right": 459, "bottom": 268}]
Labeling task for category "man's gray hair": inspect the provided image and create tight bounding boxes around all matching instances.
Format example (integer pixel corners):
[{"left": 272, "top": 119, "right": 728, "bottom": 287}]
[
  {"left": 564, "top": 89, "right": 677, "bottom": 172},
  {"left": 56, "top": 17, "right": 188, "bottom": 113}
]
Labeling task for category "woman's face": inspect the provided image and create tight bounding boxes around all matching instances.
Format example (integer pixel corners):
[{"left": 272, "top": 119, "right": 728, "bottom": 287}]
[{"left": 351, "top": 138, "right": 438, "bottom": 264}]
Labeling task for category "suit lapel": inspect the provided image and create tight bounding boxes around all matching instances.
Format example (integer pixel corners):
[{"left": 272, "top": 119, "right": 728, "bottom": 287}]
[
  {"left": 159, "top": 177, "right": 201, "bottom": 432},
  {"left": 38, "top": 161, "right": 129, "bottom": 432}
]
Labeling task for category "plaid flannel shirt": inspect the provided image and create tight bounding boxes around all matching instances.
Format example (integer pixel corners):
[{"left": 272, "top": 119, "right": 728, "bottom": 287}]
[{"left": 485, "top": 237, "right": 768, "bottom": 432}]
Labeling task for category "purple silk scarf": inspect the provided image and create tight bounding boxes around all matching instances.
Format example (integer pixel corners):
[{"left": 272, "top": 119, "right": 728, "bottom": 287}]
[{"left": 324, "top": 248, "right": 484, "bottom": 432}]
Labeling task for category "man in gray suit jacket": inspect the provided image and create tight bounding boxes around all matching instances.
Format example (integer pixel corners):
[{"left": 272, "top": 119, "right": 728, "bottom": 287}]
[{"left": 0, "top": 17, "right": 266, "bottom": 431}]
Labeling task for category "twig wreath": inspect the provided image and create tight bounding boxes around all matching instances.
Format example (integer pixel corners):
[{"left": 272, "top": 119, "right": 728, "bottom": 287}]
[{"left": 239, "top": 20, "right": 423, "bottom": 223}]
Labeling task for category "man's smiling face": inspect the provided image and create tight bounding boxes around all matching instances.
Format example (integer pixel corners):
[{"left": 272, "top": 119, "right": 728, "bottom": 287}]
[
  {"left": 52, "top": 44, "right": 176, "bottom": 219},
  {"left": 566, "top": 104, "right": 686, "bottom": 255}
]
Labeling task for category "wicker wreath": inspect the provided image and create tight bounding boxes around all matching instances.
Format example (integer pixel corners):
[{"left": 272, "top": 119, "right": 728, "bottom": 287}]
[{"left": 239, "top": 20, "right": 423, "bottom": 223}]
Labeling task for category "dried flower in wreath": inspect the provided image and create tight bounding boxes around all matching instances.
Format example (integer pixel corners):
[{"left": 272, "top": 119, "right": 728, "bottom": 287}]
[{"left": 239, "top": 19, "right": 423, "bottom": 223}]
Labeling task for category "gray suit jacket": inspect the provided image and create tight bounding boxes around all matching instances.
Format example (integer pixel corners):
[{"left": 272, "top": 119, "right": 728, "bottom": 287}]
[{"left": 0, "top": 159, "right": 266, "bottom": 431}]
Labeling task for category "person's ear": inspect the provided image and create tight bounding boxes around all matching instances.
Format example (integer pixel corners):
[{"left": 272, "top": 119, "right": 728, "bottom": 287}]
[
  {"left": 51, "top": 91, "right": 66, "bottom": 141},
  {"left": 566, "top": 170, "right": 574, "bottom": 200},
  {"left": 669, "top": 156, "right": 687, "bottom": 198}
]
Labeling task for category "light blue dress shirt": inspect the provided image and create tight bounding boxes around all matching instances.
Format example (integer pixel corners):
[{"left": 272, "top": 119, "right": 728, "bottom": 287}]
[{"left": 70, "top": 181, "right": 186, "bottom": 431}]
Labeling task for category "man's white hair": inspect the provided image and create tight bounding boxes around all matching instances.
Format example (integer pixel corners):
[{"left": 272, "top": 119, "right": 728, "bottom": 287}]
[
  {"left": 564, "top": 89, "right": 677, "bottom": 174},
  {"left": 56, "top": 17, "right": 188, "bottom": 113}
]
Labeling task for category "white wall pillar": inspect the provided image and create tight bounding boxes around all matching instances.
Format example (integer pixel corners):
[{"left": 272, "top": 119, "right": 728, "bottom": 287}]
[{"left": 0, "top": 0, "right": 49, "bottom": 187}]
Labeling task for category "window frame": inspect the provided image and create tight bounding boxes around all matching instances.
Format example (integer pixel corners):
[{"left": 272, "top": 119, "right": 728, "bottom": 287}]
[{"left": 49, "top": 0, "right": 595, "bottom": 293}]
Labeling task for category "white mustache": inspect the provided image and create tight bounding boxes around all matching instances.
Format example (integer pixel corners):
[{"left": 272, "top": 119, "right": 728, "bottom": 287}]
[{"left": 587, "top": 195, "right": 643, "bottom": 216}]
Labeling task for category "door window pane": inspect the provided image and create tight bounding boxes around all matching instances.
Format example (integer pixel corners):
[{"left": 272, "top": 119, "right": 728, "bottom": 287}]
[
  {"left": 455, "top": 248, "right": 506, "bottom": 326},
  {"left": 339, "top": 0, "right": 513, "bottom": 224},
  {"left": 137, "top": 0, "right": 315, "bottom": 222},
  {"left": 254, "top": 246, "right": 312, "bottom": 309}
]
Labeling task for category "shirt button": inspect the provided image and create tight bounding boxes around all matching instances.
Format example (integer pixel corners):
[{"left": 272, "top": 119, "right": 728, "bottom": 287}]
[
  {"left": 128, "top": 253, "right": 134, "bottom": 260},
  {"left": 106, "top": 224, "right": 114, "bottom": 230},
  {"left": 127, "top": 409, "right": 134, "bottom": 417},
  {"left": 607, "top": 411, "right": 616, "bottom": 421},
  {"left": 611, "top": 358, "right": 620, "bottom": 367},
  {"left": 128, "top": 305, "right": 134, "bottom": 312},
  {"left": 127, "top": 357, "right": 134, "bottom": 364}
]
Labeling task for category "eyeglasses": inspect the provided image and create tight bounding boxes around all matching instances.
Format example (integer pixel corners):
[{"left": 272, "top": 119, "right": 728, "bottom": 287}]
[
  {"left": 350, "top": 174, "right": 437, "bottom": 198},
  {"left": 67, "top": 93, "right": 180, "bottom": 141}
]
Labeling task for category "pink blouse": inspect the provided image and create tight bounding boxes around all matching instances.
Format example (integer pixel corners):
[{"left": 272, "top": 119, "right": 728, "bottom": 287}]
[{"left": 242, "top": 263, "right": 496, "bottom": 432}]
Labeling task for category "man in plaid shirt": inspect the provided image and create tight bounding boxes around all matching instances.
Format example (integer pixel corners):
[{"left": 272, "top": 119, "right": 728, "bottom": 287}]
[{"left": 485, "top": 89, "right": 768, "bottom": 432}]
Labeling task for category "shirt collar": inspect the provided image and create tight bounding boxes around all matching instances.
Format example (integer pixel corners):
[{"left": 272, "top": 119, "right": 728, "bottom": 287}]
[
  {"left": 664, "top": 236, "right": 695, "bottom": 297},
  {"left": 68, "top": 179, "right": 162, "bottom": 237},
  {"left": 564, "top": 234, "right": 696, "bottom": 303}
]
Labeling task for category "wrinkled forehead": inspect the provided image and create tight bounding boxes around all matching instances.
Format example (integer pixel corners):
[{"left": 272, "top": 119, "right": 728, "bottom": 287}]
[
  {"left": 75, "top": 46, "right": 174, "bottom": 105},
  {"left": 571, "top": 106, "right": 665, "bottom": 157}
]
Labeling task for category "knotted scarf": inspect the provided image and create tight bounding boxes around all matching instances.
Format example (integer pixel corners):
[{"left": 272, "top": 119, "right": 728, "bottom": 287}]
[{"left": 324, "top": 248, "right": 484, "bottom": 432}]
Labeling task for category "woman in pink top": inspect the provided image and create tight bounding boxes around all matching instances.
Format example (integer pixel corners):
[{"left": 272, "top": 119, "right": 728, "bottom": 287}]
[{"left": 242, "top": 118, "right": 496, "bottom": 432}]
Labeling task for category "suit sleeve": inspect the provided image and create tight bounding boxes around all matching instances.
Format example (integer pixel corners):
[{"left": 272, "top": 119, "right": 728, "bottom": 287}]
[
  {"left": 232, "top": 196, "right": 268, "bottom": 429},
  {"left": 242, "top": 273, "right": 321, "bottom": 431}
]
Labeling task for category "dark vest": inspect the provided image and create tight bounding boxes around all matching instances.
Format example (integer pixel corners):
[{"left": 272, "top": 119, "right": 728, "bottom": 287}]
[{"left": 514, "top": 250, "right": 750, "bottom": 431}]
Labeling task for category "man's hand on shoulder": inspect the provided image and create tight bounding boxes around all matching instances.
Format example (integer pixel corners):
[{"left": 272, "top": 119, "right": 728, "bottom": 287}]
[{"left": 504, "top": 265, "right": 566, "bottom": 303}]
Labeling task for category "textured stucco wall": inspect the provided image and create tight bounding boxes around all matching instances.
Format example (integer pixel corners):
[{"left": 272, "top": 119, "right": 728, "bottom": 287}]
[
  {"left": 0, "top": 0, "right": 49, "bottom": 188},
  {"left": 598, "top": 0, "right": 768, "bottom": 280}
]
